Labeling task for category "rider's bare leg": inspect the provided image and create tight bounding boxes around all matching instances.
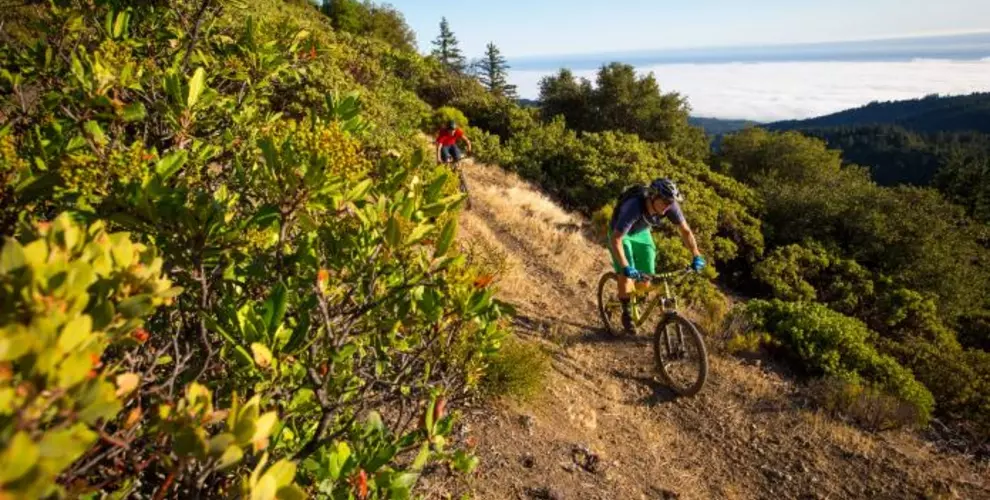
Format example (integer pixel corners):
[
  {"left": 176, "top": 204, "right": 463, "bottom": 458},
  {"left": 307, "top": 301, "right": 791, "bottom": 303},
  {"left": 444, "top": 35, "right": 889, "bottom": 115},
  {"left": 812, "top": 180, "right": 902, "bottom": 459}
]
[{"left": 617, "top": 275, "right": 651, "bottom": 299}]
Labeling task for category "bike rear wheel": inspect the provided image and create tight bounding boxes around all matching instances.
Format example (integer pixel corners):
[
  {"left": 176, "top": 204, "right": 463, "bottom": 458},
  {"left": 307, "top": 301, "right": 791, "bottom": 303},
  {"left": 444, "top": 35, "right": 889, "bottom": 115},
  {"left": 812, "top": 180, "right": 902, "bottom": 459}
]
[
  {"left": 653, "top": 314, "right": 708, "bottom": 396},
  {"left": 597, "top": 272, "right": 622, "bottom": 336}
]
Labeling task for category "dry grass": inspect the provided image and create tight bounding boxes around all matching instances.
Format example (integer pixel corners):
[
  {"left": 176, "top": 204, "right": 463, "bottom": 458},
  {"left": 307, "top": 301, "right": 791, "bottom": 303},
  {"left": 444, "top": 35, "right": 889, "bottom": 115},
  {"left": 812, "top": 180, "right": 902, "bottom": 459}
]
[{"left": 463, "top": 162, "right": 608, "bottom": 292}]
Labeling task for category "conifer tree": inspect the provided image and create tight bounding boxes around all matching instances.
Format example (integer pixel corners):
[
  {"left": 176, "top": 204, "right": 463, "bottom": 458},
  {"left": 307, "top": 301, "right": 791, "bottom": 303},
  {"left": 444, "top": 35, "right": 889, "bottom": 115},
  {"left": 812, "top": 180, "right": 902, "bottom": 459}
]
[
  {"left": 475, "top": 42, "right": 517, "bottom": 98},
  {"left": 431, "top": 17, "right": 467, "bottom": 73}
]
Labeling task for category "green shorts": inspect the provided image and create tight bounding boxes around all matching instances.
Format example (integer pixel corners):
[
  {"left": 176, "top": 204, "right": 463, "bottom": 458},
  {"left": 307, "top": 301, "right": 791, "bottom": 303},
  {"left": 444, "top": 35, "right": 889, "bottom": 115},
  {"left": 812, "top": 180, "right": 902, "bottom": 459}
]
[{"left": 608, "top": 229, "right": 656, "bottom": 275}]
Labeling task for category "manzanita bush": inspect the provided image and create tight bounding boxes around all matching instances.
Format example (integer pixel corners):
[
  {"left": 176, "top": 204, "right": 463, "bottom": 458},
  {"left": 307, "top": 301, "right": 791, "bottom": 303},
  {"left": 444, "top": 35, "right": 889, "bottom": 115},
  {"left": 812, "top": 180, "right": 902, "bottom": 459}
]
[{"left": 1, "top": 0, "right": 505, "bottom": 497}]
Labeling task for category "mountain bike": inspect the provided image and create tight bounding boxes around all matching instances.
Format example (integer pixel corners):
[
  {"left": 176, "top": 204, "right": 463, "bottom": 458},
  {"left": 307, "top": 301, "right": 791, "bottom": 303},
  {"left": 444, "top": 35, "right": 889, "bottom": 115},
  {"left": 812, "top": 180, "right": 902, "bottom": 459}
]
[
  {"left": 596, "top": 268, "right": 709, "bottom": 397},
  {"left": 440, "top": 151, "right": 472, "bottom": 210}
]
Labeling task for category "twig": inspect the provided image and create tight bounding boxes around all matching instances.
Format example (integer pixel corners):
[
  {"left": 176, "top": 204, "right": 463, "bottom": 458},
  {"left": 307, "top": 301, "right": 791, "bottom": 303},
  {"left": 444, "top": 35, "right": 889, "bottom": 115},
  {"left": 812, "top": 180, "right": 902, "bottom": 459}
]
[
  {"left": 182, "top": 0, "right": 213, "bottom": 71},
  {"left": 99, "top": 430, "right": 131, "bottom": 450}
]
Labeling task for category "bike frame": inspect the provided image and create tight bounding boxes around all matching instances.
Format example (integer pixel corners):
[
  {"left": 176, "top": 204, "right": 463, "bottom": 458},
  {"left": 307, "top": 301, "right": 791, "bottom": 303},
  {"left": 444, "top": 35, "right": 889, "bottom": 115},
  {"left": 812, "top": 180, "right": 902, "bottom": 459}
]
[{"left": 627, "top": 269, "right": 691, "bottom": 326}]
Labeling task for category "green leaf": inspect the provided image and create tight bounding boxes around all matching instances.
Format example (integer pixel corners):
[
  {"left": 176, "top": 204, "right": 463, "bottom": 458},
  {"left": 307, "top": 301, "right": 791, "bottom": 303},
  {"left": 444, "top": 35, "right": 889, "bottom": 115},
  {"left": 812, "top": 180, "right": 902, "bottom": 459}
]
[
  {"left": 0, "top": 238, "right": 26, "bottom": 272},
  {"left": 0, "top": 432, "right": 39, "bottom": 483},
  {"left": 365, "top": 411, "right": 384, "bottom": 433},
  {"left": 251, "top": 411, "right": 278, "bottom": 443},
  {"left": 217, "top": 445, "right": 244, "bottom": 471},
  {"left": 83, "top": 120, "right": 107, "bottom": 146},
  {"left": 275, "top": 485, "right": 306, "bottom": 500},
  {"left": 251, "top": 343, "right": 273, "bottom": 369},
  {"left": 282, "top": 311, "right": 310, "bottom": 355},
  {"left": 345, "top": 179, "right": 373, "bottom": 202},
  {"left": 411, "top": 442, "right": 430, "bottom": 471},
  {"left": 258, "top": 137, "right": 279, "bottom": 171},
  {"left": 156, "top": 151, "right": 188, "bottom": 180},
  {"left": 117, "top": 294, "right": 153, "bottom": 319},
  {"left": 121, "top": 102, "right": 146, "bottom": 122},
  {"left": 328, "top": 441, "right": 351, "bottom": 480},
  {"left": 451, "top": 450, "right": 480, "bottom": 474},
  {"left": 424, "top": 173, "right": 449, "bottom": 202},
  {"left": 235, "top": 397, "right": 261, "bottom": 443},
  {"left": 434, "top": 219, "right": 457, "bottom": 257},
  {"left": 263, "top": 460, "right": 296, "bottom": 487},
  {"left": 246, "top": 205, "right": 280, "bottom": 229},
  {"left": 112, "top": 10, "right": 129, "bottom": 39},
  {"left": 38, "top": 424, "right": 97, "bottom": 473},
  {"left": 384, "top": 216, "right": 400, "bottom": 248},
  {"left": 187, "top": 67, "right": 206, "bottom": 109},
  {"left": 208, "top": 433, "right": 236, "bottom": 456},
  {"left": 251, "top": 474, "right": 277, "bottom": 500},
  {"left": 262, "top": 284, "right": 288, "bottom": 336},
  {"left": 58, "top": 315, "right": 92, "bottom": 354},
  {"left": 404, "top": 223, "right": 434, "bottom": 246},
  {"left": 390, "top": 472, "right": 419, "bottom": 499}
]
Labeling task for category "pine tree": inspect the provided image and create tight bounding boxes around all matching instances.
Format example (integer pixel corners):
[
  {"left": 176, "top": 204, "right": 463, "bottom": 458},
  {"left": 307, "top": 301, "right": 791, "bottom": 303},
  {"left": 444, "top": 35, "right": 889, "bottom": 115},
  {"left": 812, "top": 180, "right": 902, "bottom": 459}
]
[
  {"left": 431, "top": 17, "right": 466, "bottom": 73},
  {"left": 475, "top": 42, "right": 517, "bottom": 98}
]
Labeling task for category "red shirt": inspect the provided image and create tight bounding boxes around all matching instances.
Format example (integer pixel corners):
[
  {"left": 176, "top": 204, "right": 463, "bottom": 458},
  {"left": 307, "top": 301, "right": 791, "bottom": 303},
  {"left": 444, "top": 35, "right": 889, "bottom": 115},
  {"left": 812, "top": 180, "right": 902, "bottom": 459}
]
[{"left": 435, "top": 128, "right": 464, "bottom": 146}]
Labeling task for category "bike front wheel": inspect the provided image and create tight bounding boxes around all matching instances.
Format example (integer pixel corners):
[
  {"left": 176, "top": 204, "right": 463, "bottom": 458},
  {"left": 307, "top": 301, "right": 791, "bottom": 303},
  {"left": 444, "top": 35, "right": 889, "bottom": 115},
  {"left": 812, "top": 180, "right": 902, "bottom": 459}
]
[{"left": 654, "top": 314, "right": 708, "bottom": 397}]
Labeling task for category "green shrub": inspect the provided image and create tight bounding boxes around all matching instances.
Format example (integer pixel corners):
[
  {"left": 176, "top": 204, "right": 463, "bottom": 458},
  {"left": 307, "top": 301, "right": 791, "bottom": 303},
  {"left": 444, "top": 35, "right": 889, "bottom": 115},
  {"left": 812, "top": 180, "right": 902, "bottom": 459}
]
[
  {"left": 480, "top": 337, "right": 550, "bottom": 401},
  {"left": 494, "top": 120, "right": 764, "bottom": 272},
  {"left": 754, "top": 242, "right": 874, "bottom": 313},
  {"left": 431, "top": 106, "right": 469, "bottom": 129},
  {"left": 725, "top": 331, "right": 772, "bottom": 355},
  {"left": 0, "top": 215, "right": 302, "bottom": 498},
  {"left": 0, "top": 1, "right": 503, "bottom": 496},
  {"left": 809, "top": 377, "right": 925, "bottom": 431},
  {"left": 746, "top": 300, "right": 934, "bottom": 426},
  {"left": 883, "top": 338, "right": 990, "bottom": 436}
]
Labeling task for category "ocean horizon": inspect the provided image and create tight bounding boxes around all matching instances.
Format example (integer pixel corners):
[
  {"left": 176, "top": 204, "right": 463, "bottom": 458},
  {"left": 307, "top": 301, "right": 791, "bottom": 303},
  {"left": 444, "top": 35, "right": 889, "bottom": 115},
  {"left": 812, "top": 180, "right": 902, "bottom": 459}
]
[
  {"left": 508, "top": 32, "right": 990, "bottom": 70},
  {"left": 506, "top": 33, "right": 990, "bottom": 121}
]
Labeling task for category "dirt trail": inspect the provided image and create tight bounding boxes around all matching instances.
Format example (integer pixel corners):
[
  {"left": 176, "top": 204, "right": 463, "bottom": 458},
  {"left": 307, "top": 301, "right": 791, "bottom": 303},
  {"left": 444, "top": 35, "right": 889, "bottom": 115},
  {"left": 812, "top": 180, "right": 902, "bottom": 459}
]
[{"left": 432, "top": 161, "right": 990, "bottom": 500}]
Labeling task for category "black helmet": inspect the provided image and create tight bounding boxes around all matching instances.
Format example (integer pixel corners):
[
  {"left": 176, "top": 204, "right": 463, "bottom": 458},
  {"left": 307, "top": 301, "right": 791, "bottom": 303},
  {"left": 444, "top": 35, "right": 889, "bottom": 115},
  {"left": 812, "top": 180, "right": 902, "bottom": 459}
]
[
  {"left": 446, "top": 119, "right": 457, "bottom": 129},
  {"left": 649, "top": 178, "right": 682, "bottom": 202}
]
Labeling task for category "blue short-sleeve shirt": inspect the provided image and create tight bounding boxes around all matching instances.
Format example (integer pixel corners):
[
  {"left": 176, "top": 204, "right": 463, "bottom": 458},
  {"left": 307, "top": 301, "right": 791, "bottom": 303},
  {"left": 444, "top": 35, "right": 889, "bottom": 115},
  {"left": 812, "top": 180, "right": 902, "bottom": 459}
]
[{"left": 610, "top": 196, "right": 685, "bottom": 236}]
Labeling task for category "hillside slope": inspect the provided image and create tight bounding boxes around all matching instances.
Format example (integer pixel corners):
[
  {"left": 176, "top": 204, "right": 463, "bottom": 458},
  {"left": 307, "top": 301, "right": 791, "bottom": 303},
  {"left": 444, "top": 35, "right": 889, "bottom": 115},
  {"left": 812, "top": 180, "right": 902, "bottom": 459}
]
[
  {"left": 768, "top": 93, "right": 990, "bottom": 134},
  {"left": 427, "top": 160, "right": 990, "bottom": 500}
]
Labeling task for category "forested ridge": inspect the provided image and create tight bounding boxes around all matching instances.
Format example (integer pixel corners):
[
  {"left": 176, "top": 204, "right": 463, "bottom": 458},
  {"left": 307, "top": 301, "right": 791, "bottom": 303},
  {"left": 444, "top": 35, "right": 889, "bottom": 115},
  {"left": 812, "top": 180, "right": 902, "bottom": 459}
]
[
  {"left": 769, "top": 92, "right": 990, "bottom": 134},
  {"left": 1, "top": 0, "right": 988, "bottom": 498},
  {"left": 765, "top": 94, "right": 990, "bottom": 223}
]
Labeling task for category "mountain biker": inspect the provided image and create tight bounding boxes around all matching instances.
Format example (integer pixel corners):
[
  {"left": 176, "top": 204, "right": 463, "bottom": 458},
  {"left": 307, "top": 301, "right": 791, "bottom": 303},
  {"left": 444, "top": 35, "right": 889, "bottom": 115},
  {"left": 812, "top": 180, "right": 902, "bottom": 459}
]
[
  {"left": 608, "top": 178, "right": 706, "bottom": 334},
  {"left": 435, "top": 119, "right": 472, "bottom": 165}
]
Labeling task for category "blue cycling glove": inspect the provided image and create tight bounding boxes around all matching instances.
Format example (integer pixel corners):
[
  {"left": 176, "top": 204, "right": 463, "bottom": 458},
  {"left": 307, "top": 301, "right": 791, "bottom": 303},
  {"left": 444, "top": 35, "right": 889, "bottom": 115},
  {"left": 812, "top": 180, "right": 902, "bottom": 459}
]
[
  {"left": 691, "top": 255, "right": 707, "bottom": 272},
  {"left": 622, "top": 266, "right": 644, "bottom": 281}
]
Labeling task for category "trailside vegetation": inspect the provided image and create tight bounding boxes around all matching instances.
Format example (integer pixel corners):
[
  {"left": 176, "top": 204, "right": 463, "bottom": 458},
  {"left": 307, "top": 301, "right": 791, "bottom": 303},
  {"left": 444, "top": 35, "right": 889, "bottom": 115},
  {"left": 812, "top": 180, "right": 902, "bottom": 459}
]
[{"left": 0, "top": 0, "right": 508, "bottom": 497}]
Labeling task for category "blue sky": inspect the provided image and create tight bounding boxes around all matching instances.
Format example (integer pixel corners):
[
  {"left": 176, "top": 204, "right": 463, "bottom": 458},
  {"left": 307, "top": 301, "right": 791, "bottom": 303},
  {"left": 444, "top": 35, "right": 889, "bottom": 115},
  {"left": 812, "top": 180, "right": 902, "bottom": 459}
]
[{"left": 386, "top": 0, "right": 990, "bottom": 58}]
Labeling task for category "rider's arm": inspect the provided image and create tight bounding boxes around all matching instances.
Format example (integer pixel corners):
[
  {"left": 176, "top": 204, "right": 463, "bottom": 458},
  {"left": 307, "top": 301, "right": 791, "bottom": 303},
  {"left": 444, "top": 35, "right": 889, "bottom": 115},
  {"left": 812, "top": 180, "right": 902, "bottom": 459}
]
[
  {"left": 435, "top": 142, "right": 443, "bottom": 163},
  {"left": 610, "top": 231, "right": 631, "bottom": 269},
  {"left": 677, "top": 221, "right": 701, "bottom": 257},
  {"left": 461, "top": 134, "right": 472, "bottom": 153}
]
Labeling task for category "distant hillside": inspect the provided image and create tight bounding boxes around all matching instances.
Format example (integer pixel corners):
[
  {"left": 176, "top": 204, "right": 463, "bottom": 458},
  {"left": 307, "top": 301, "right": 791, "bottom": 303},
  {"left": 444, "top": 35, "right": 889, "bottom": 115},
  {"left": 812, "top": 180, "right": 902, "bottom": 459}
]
[
  {"left": 793, "top": 125, "right": 990, "bottom": 221},
  {"left": 769, "top": 92, "right": 990, "bottom": 134},
  {"left": 689, "top": 116, "right": 761, "bottom": 135}
]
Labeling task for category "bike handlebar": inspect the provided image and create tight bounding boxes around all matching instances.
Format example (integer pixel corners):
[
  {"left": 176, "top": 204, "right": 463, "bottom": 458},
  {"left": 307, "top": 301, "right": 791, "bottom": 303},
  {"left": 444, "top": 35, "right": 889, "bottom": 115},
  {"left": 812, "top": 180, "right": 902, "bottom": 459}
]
[{"left": 640, "top": 268, "right": 696, "bottom": 283}]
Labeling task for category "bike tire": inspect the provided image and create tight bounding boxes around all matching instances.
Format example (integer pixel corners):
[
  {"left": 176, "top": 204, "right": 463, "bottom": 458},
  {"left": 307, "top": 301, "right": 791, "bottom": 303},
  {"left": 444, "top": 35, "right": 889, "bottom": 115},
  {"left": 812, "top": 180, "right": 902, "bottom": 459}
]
[
  {"left": 653, "top": 314, "right": 708, "bottom": 397},
  {"left": 597, "top": 272, "right": 622, "bottom": 336},
  {"left": 457, "top": 168, "right": 472, "bottom": 210}
]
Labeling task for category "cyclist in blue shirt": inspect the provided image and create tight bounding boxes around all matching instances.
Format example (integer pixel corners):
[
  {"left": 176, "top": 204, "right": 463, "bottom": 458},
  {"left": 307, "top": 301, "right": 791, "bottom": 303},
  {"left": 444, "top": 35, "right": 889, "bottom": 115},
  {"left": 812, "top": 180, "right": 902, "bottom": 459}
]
[{"left": 608, "top": 178, "right": 706, "bottom": 334}]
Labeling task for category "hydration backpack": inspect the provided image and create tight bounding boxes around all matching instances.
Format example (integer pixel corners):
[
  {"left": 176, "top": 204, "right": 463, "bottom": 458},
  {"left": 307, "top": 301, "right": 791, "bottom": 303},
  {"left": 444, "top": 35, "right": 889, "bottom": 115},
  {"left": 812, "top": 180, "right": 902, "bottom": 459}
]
[{"left": 609, "top": 184, "right": 649, "bottom": 228}]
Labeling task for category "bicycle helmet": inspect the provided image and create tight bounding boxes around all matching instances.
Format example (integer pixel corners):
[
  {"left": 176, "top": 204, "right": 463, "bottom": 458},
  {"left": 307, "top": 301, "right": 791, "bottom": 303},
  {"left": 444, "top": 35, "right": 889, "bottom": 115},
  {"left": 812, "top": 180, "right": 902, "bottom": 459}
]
[
  {"left": 446, "top": 119, "right": 457, "bottom": 130},
  {"left": 649, "top": 178, "right": 683, "bottom": 202}
]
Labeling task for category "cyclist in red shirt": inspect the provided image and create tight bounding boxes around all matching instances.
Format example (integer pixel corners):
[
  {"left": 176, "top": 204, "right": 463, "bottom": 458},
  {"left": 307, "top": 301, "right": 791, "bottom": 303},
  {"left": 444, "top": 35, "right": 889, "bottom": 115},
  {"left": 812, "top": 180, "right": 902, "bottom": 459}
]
[{"left": 435, "top": 120, "right": 472, "bottom": 164}]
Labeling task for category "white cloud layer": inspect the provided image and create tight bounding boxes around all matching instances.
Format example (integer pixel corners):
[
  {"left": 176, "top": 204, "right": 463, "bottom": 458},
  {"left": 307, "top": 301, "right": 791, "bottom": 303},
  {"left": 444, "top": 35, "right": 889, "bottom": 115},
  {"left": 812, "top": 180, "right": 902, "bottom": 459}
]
[{"left": 511, "top": 59, "right": 990, "bottom": 122}]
